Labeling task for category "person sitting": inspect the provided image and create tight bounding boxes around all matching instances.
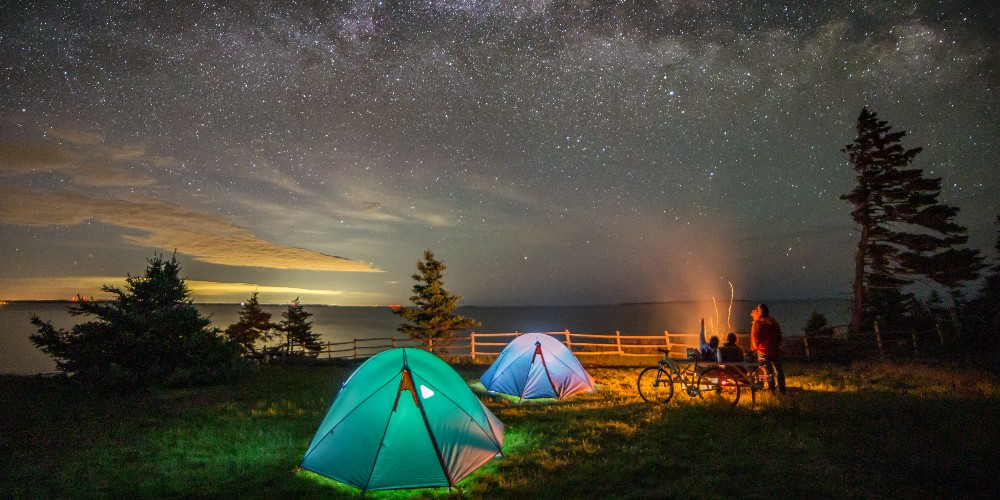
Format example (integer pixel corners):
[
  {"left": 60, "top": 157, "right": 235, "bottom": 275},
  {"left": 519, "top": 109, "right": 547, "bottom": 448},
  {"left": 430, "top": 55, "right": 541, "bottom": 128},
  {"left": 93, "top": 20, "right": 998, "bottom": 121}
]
[
  {"left": 718, "top": 333, "right": 745, "bottom": 363},
  {"left": 695, "top": 318, "right": 719, "bottom": 361},
  {"left": 699, "top": 335, "right": 720, "bottom": 361}
]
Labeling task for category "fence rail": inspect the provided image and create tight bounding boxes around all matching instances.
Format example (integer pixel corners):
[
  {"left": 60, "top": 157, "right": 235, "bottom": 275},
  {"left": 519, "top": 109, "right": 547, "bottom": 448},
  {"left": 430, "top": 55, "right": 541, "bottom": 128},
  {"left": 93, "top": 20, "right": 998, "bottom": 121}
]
[
  {"left": 269, "top": 330, "right": 706, "bottom": 362},
  {"left": 264, "top": 322, "right": 944, "bottom": 363}
]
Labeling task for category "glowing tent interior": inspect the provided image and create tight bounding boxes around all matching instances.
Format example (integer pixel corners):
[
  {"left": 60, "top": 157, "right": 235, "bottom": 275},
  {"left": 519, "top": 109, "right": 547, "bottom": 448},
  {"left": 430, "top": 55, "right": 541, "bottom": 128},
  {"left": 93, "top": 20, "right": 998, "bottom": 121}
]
[
  {"left": 300, "top": 348, "right": 505, "bottom": 491},
  {"left": 480, "top": 332, "right": 596, "bottom": 400}
]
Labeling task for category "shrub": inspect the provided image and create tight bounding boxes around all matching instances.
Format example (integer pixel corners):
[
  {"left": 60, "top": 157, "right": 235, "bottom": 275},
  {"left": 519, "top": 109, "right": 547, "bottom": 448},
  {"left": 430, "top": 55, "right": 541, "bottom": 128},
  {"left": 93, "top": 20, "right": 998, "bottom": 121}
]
[
  {"left": 803, "top": 310, "right": 832, "bottom": 336},
  {"left": 30, "top": 254, "right": 245, "bottom": 388}
]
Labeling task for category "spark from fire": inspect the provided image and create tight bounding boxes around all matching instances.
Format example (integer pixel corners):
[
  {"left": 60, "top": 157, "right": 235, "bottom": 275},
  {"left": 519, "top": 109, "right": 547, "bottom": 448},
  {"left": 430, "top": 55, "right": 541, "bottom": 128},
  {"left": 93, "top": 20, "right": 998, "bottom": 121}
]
[{"left": 708, "top": 281, "right": 737, "bottom": 337}]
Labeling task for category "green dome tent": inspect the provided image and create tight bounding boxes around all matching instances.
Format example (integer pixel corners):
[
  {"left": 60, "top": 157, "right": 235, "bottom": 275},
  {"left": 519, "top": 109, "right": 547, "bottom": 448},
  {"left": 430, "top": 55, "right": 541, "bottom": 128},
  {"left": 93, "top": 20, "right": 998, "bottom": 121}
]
[{"left": 300, "top": 348, "right": 505, "bottom": 491}]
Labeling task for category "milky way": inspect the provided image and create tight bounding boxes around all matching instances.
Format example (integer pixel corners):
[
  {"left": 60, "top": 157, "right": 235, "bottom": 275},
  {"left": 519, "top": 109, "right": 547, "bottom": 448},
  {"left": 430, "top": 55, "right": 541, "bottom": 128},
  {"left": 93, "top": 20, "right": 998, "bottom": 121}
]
[{"left": 1, "top": 1, "right": 997, "bottom": 305}]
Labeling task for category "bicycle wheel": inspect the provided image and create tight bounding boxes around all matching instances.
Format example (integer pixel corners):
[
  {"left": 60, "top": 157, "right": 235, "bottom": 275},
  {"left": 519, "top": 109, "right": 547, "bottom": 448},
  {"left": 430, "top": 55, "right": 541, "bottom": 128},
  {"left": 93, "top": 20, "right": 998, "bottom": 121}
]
[
  {"left": 637, "top": 366, "right": 674, "bottom": 404},
  {"left": 749, "top": 365, "right": 770, "bottom": 404},
  {"left": 698, "top": 367, "right": 740, "bottom": 407}
]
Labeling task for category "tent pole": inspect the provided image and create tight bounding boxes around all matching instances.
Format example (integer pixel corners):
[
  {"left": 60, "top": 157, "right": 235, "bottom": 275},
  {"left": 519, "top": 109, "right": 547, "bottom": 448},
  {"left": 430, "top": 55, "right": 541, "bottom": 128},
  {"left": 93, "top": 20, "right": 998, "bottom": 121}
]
[
  {"left": 405, "top": 365, "right": 456, "bottom": 488},
  {"left": 535, "top": 342, "right": 561, "bottom": 399}
]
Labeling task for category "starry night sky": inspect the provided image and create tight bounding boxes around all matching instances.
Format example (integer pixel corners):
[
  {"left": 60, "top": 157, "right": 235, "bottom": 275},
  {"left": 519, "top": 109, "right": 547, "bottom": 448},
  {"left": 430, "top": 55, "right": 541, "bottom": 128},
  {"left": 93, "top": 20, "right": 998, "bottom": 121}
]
[{"left": 1, "top": 1, "right": 997, "bottom": 306}]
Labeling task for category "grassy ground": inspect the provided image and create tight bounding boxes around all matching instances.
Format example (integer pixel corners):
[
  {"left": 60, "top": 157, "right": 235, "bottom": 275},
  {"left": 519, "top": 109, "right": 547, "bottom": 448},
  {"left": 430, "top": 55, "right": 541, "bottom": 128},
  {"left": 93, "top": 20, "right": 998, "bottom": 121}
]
[{"left": 2, "top": 359, "right": 998, "bottom": 499}]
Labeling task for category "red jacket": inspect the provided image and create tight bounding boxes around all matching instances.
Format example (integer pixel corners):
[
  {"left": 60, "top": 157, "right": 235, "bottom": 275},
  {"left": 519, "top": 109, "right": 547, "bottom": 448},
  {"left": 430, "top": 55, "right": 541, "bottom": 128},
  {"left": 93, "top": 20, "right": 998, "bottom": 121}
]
[{"left": 751, "top": 316, "right": 782, "bottom": 358}]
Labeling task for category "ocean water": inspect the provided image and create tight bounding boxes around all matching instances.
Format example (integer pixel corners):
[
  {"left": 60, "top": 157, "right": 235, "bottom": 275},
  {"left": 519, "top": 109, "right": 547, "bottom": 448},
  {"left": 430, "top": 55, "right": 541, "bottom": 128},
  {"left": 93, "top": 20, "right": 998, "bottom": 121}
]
[{"left": 1, "top": 299, "right": 850, "bottom": 375}]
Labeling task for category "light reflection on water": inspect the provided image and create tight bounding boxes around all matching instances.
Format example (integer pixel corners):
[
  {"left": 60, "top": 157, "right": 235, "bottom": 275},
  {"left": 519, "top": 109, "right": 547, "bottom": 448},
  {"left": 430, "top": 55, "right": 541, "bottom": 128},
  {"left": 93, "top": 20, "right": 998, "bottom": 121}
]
[{"left": 1, "top": 299, "right": 849, "bottom": 375}]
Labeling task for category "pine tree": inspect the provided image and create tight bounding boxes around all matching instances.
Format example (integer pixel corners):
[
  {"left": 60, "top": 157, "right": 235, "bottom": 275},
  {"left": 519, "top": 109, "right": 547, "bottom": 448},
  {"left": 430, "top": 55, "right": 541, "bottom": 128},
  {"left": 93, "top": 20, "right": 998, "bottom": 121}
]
[
  {"left": 279, "top": 297, "right": 319, "bottom": 353},
  {"left": 841, "top": 108, "right": 984, "bottom": 332},
  {"left": 803, "top": 310, "right": 831, "bottom": 336},
  {"left": 962, "top": 215, "right": 1000, "bottom": 352},
  {"left": 30, "top": 253, "right": 243, "bottom": 387},
  {"left": 225, "top": 291, "right": 276, "bottom": 356},
  {"left": 985, "top": 216, "right": 1000, "bottom": 296},
  {"left": 393, "top": 249, "right": 480, "bottom": 352}
]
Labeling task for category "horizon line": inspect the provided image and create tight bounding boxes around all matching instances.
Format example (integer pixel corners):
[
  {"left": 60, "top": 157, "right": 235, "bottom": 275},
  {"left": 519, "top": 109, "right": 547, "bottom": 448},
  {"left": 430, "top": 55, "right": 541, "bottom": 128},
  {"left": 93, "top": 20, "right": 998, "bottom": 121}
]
[{"left": 0, "top": 297, "right": 852, "bottom": 307}]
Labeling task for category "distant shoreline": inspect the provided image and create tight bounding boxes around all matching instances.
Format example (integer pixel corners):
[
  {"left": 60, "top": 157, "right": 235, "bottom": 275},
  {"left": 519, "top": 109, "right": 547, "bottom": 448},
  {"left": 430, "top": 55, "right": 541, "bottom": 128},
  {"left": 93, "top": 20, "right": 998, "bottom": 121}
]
[
  {"left": 3, "top": 298, "right": 850, "bottom": 307},
  {"left": 619, "top": 298, "right": 848, "bottom": 306}
]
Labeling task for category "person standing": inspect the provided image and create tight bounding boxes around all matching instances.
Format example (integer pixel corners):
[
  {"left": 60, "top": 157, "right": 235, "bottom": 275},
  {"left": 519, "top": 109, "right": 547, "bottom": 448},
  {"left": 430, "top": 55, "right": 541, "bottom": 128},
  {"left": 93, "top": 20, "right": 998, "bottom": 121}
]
[{"left": 750, "top": 303, "right": 786, "bottom": 394}]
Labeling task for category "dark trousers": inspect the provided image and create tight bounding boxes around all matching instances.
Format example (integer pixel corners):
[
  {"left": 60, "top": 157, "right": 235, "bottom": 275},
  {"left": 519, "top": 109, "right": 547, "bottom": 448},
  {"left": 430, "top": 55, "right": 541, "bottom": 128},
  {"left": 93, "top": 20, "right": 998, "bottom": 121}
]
[{"left": 761, "top": 354, "right": 786, "bottom": 393}]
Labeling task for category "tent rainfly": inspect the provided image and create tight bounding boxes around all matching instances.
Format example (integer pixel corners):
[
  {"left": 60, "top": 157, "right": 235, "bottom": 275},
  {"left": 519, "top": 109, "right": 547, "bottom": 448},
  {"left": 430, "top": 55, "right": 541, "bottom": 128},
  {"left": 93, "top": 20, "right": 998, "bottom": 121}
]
[
  {"left": 480, "top": 332, "right": 596, "bottom": 400},
  {"left": 300, "top": 348, "right": 505, "bottom": 491}
]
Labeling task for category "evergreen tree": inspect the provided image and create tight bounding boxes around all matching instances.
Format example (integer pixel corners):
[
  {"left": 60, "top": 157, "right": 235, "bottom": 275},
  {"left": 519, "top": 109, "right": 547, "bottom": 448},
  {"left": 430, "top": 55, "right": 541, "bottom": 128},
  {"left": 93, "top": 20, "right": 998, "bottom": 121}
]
[
  {"left": 983, "top": 216, "right": 1000, "bottom": 298},
  {"left": 803, "top": 310, "right": 831, "bottom": 336},
  {"left": 841, "top": 107, "right": 983, "bottom": 331},
  {"left": 962, "top": 215, "right": 1000, "bottom": 353},
  {"left": 29, "top": 253, "right": 244, "bottom": 387},
  {"left": 393, "top": 249, "right": 480, "bottom": 351},
  {"left": 225, "top": 291, "right": 276, "bottom": 356},
  {"left": 279, "top": 297, "right": 320, "bottom": 353}
]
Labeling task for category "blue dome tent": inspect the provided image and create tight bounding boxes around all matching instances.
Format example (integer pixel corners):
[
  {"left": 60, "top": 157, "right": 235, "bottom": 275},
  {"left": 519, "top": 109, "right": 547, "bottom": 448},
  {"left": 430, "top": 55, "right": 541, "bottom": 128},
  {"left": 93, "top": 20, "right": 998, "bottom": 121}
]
[
  {"left": 480, "top": 333, "right": 595, "bottom": 400},
  {"left": 300, "top": 348, "right": 504, "bottom": 492}
]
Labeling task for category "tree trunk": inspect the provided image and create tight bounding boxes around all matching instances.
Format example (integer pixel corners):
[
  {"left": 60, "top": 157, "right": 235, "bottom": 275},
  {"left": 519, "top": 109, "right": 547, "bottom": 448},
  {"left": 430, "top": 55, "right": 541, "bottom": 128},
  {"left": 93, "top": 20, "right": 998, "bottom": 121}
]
[{"left": 850, "top": 223, "right": 868, "bottom": 333}]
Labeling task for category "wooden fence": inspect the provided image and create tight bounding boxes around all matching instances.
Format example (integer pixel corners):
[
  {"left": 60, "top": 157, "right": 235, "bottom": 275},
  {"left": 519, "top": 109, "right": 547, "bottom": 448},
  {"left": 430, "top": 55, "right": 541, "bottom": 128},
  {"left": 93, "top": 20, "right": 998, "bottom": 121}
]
[
  {"left": 268, "top": 322, "right": 945, "bottom": 363},
  {"left": 775, "top": 322, "right": 953, "bottom": 360},
  {"left": 272, "top": 330, "right": 704, "bottom": 362}
]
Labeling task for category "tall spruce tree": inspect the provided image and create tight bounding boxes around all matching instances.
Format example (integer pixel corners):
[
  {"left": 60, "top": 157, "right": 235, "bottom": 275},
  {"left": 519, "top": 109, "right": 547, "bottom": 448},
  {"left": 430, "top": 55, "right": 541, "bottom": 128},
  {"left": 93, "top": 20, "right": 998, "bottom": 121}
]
[
  {"left": 279, "top": 297, "right": 319, "bottom": 353},
  {"left": 841, "top": 108, "right": 983, "bottom": 332},
  {"left": 985, "top": 216, "right": 1000, "bottom": 296},
  {"left": 393, "top": 249, "right": 480, "bottom": 351},
  {"left": 225, "top": 291, "right": 277, "bottom": 356},
  {"left": 962, "top": 215, "right": 1000, "bottom": 351}
]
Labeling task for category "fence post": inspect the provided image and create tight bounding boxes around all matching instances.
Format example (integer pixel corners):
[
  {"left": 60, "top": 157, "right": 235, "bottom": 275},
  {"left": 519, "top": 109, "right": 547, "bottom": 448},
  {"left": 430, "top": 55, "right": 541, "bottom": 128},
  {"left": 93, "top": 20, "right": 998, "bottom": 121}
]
[
  {"left": 802, "top": 331, "right": 811, "bottom": 359},
  {"left": 428, "top": 337, "right": 434, "bottom": 353},
  {"left": 911, "top": 330, "right": 919, "bottom": 358},
  {"left": 664, "top": 330, "right": 672, "bottom": 356},
  {"left": 615, "top": 330, "right": 623, "bottom": 354},
  {"left": 874, "top": 321, "right": 884, "bottom": 359},
  {"left": 564, "top": 330, "right": 572, "bottom": 352},
  {"left": 392, "top": 337, "right": 397, "bottom": 348},
  {"left": 353, "top": 338, "right": 358, "bottom": 359},
  {"left": 470, "top": 332, "right": 477, "bottom": 360}
]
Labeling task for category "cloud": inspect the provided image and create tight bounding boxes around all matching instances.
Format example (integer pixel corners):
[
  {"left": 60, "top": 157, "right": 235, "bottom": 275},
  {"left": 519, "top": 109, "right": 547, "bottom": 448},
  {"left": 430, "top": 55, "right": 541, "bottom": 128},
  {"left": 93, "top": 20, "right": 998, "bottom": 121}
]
[
  {"left": 0, "top": 136, "right": 157, "bottom": 187},
  {"left": 0, "top": 189, "right": 380, "bottom": 272},
  {"left": 185, "top": 280, "right": 385, "bottom": 304},
  {"left": 49, "top": 127, "right": 104, "bottom": 145},
  {"left": 0, "top": 276, "right": 385, "bottom": 305},
  {"left": 0, "top": 276, "right": 123, "bottom": 300},
  {"left": 101, "top": 143, "right": 147, "bottom": 162},
  {"left": 70, "top": 165, "right": 157, "bottom": 186},
  {"left": 0, "top": 140, "right": 76, "bottom": 173},
  {"left": 238, "top": 173, "right": 457, "bottom": 232}
]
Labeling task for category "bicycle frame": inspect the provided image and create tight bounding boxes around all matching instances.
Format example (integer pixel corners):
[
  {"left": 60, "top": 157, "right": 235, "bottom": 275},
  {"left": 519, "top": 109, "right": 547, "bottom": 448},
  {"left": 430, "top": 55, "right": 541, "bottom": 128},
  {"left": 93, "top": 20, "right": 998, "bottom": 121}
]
[
  {"left": 698, "top": 361, "right": 769, "bottom": 407},
  {"left": 664, "top": 357, "right": 707, "bottom": 396}
]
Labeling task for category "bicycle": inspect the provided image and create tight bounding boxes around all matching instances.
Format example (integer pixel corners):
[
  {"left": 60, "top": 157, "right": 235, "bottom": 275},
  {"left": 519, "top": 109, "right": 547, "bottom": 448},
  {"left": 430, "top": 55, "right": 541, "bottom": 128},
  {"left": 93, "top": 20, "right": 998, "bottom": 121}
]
[
  {"left": 637, "top": 348, "right": 716, "bottom": 404},
  {"left": 638, "top": 348, "right": 772, "bottom": 407}
]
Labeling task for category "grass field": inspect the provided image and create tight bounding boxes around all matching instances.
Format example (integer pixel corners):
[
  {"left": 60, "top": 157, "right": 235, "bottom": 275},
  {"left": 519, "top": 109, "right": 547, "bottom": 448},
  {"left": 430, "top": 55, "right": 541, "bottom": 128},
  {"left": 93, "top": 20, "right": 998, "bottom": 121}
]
[{"left": 2, "top": 359, "right": 998, "bottom": 499}]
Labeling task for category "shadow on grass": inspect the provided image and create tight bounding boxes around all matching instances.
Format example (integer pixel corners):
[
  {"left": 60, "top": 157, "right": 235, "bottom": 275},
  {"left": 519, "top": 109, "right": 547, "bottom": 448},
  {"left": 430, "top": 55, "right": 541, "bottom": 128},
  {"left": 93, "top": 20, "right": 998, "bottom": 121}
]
[{"left": 473, "top": 385, "right": 1000, "bottom": 499}]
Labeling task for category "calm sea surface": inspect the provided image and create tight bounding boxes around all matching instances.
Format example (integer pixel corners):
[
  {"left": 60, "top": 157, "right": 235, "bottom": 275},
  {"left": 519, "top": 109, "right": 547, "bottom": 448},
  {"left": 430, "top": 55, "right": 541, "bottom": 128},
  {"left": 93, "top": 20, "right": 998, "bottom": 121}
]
[{"left": 1, "top": 299, "right": 850, "bottom": 375}]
